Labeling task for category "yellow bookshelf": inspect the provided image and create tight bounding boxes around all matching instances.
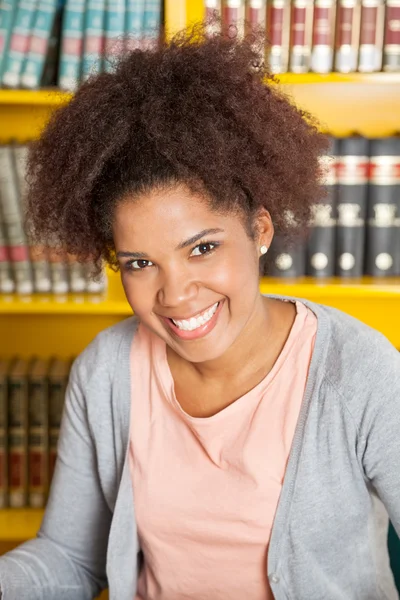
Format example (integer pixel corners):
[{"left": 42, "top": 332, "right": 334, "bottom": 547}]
[{"left": 1, "top": 0, "right": 400, "bottom": 591}]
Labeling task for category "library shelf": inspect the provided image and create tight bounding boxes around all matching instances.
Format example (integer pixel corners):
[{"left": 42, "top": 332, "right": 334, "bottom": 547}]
[{"left": 0, "top": 508, "right": 43, "bottom": 542}]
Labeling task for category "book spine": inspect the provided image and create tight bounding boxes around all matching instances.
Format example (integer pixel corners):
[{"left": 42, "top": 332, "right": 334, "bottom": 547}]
[
  {"left": 68, "top": 253, "right": 86, "bottom": 292},
  {"left": 49, "top": 250, "right": 69, "bottom": 293},
  {"left": 0, "top": 0, "right": 19, "bottom": 79},
  {"left": 0, "top": 363, "right": 8, "bottom": 509},
  {"left": 2, "top": 0, "right": 39, "bottom": 88},
  {"left": 48, "top": 361, "right": 69, "bottom": 483},
  {"left": 142, "top": 0, "right": 161, "bottom": 50},
  {"left": 245, "top": 0, "right": 268, "bottom": 31},
  {"left": 383, "top": 0, "right": 400, "bottom": 71},
  {"left": 266, "top": 0, "right": 291, "bottom": 72},
  {"left": 8, "top": 361, "right": 29, "bottom": 508},
  {"left": 0, "top": 219, "right": 14, "bottom": 293},
  {"left": 58, "top": 0, "right": 86, "bottom": 91},
  {"left": 336, "top": 137, "right": 369, "bottom": 278},
  {"left": 289, "top": 0, "right": 314, "bottom": 72},
  {"left": 85, "top": 261, "right": 107, "bottom": 293},
  {"left": 307, "top": 142, "right": 338, "bottom": 277},
  {"left": 20, "top": 0, "right": 58, "bottom": 89},
  {"left": 358, "top": 0, "right": 384, "bottom": 71},
  {"left": 334, "top": 0, "right": 361, "bottom": 72},
  {"left": 205, "top": 0, "right": 222, "bottom": 37},
  {"left": 82, "top": 0, "right": 106, "bottom": 80},
  {"left": 310, "top": 0, "right": 336, "bottom": 72},
  {"left": 103, "top": 0, "right": 125, "bottom": 72},
  {"left": 125, "top": 0, "right": 145, "bottom": 50},
  {"left": 366, "top": 138, "right": 400, "bottom": 276},
  {"left": 268, "top": 236, "right": 307, "bottom": 277},
  {"left": 28, "top": 360, "right": 49, "bottom": 508},
  {"left": 0, "top": 146, "right": 34, "bottom": 294},
  {"left": 222, "top": 0, "right": 246, "bottom": 39}
]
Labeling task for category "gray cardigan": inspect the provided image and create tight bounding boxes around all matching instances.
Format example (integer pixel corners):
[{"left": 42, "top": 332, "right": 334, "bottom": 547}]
[{"left": 1, "top": 296, "right": 400, "bottom": 600}]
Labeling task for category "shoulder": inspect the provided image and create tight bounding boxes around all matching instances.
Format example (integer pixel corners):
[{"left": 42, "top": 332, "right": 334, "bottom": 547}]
[
  {"left": 308, "top": 301, "right": 400, "bottom": 421},
  {"left": 70, "top": 316, "right": 139, "bottom": 390}
]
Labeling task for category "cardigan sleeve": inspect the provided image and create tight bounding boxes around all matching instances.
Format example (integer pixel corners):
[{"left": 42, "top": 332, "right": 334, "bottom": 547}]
[{"left": 0, "top": 360, "right": 112, "bottom": 600}]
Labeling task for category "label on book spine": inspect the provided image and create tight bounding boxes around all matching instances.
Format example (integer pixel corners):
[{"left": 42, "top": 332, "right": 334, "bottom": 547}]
[
  {"left": 311, "top": 0, "right": 336, "bottom": 72},
  {"left": 383, "top": 0, "right": 400, "bottom": 70}
]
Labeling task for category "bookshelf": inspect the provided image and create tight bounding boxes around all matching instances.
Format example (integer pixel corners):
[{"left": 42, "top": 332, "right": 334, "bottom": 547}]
[{"left": 1, "top": 1, "right": 400, "bottom": 597}]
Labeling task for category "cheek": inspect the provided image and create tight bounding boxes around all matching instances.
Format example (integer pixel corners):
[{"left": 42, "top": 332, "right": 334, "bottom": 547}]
[{"left": 121, "top": 273, "right": 155, "bottom": 316}]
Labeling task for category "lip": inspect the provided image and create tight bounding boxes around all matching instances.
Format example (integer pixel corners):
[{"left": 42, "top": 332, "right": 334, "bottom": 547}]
[{"left": 161, "top": 300, "right": 224, "bottom": 341}]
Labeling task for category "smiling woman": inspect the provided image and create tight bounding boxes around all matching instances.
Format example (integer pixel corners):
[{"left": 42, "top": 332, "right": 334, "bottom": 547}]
[{"left": 1, "top": 21, "right": 400, "bottom": 600}]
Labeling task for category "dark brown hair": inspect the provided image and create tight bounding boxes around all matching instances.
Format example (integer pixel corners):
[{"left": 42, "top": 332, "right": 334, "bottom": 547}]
[{"left": 26, "top": 25, "right": 328, "bottom": 272}]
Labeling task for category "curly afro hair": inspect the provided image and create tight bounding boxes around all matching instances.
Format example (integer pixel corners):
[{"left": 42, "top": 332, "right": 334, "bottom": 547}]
[{"left": 26, "top": 24, "right": 329, "bottom": 272}]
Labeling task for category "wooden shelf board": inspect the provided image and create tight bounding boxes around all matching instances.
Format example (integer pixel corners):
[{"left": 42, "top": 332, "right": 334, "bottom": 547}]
[
  {"left": 0, "top": 509, "right": 44, "bottom": 542},
  {"left": 0, "top": 89, "right": 71, "bottom": 106},
  {"left": 0, "top": 292, "right": 131, "bottom": 315}
]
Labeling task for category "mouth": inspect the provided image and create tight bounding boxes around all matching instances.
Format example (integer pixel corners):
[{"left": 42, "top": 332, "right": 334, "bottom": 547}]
[{"left": 161, "top": 300, "right": 224, "bottom": 341}]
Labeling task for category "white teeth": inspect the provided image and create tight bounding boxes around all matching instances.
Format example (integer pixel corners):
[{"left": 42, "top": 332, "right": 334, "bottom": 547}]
[{"left": 172, "top": 302, "right": 219, "bottom": 331}]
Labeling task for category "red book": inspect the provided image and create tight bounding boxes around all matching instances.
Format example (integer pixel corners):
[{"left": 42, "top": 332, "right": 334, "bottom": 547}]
[
  {"left": 334, "top": 0, "right": 361, "bottom": 72},
  {"left": 383, "top": 0, "right": 400, "bottom": 71},
  {"left": 266, "top": 0, "right": 291, "bottom": 72},
  {"left": 245, "top": 0, "right": 267, "bottom": 32},
  {"left": 358, "top": 0, "right": 384, "bottom": 71},
  {"left": 311, "top": 0, "right": 336, "bottom": 72},
  {"left": 222, "top": 0, "right": 245, "bottom": 38},
  {"left": 289, "top": 0, "right": 314, "bottom": 72},
  {"left": 205, "top": 0, "right": 222, "bottom": 36}
]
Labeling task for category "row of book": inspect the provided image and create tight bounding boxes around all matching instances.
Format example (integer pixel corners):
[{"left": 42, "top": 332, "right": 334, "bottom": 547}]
[
  {"left": 0, "top": 356, "right": 71, "bottom": 509},
  {"left": 264, "top": 135, "right": 400, "bottom": 279},
  {"left": 204, "top": 0, "right": 400, "bottom": 73},
  {"left": 0, "top": 143, "right": 107, "bottom": 294},
  {"left": 0, "top": 0, "right": 162, "bottom": 92}
]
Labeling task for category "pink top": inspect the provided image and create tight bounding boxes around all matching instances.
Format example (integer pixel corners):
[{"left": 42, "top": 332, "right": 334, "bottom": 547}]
[{"left": 129, "top": 301, "right": 317, "bottom": 600}]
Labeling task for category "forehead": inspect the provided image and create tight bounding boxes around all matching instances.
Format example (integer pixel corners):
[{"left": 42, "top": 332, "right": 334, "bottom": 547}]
[{"left": 113, "top": 185, "right": 246, "bottom": 242}]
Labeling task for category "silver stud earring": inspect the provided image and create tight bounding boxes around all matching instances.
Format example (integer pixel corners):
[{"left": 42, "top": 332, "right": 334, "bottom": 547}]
[{"left": 260, "top": 245, "right": 268, "bottom": 255}]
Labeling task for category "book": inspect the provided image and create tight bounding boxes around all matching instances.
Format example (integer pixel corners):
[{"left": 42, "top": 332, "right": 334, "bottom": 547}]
[
  {"left": 28, "top": 357, "right": 49, "bottom": 508},
  {"left": 125, "top": 0, "right": 145, "bottom": 50},
  {"left": 82, "top": 0, "right": 106, "bottom": 80},
  {"left": 245, "top": 0, "right": 267, "bottom": 61},
  {"left": 205, "top": 0, "right": 222, "bottom": 37},
  {"left": 266, "top": 0, "right": 291, "bottom": 73},
  {"left": 0, "top": 0, "right": 19, "bottom": 80},
  {"left": 366, "top": 137, "right": 400, "bottom": 276},
  {"left": 48, "top": 357, "right": 70, "bottom": 482},
  {"left": 336, "top": 136, "right": 369, "bottom": 278},
  {"left": 104, "top": 0, "right": 125, "bottom": 72},
  {"left": 142, "top": 0, "right": 162, "bottom": 50},
  {"left": 48, "top": 249, "right": 69, "bottom": 293},
  {"left": 307, "top": 139, "right": 338, "bottom": 278},
  {"left": 58, "top": 0, "right": 86, "bottom": 91},
  {"left": 358, "top": 0, "right": 384, "bottom": 71},
  {"left": 334, "top": 0, "right": 361, "bottom": 72},
  {"left": 2, "top": 0, "right": 40, "bottom": 88},
  {"left": 0, "top": 360, "right": 8, "bottom": 509},
  {"left": 12, "top": 143, "right": 52, "bottom": 292},
  {"left": 383, "top": 0, "right": 400, "bottom": 71},
  {"left": 289, "top": 0, "right": 314, "bottom": 72},
  {"left": 268, "top": 235, "right": 307, "bottom": 277},
  {"left": 310, "top": 0, "right": 336, "bottom": 73},
  {"left": 0, "top": 215, "right": 14, "bottom": 293},
  {"left": 68, "top": 253, "right": 86, "bottom": 292},
  {"left": 0, "top": 145, "right": 34, "bottom": 294},
  {"left": 8, "top": 358, "right": 29, "bottom": 508},
  {"left": 222, "top": 0, "right": 246, "bottom": 39},
  {"left": 20, "top": 0, "right": 59, "bottom": 89}
]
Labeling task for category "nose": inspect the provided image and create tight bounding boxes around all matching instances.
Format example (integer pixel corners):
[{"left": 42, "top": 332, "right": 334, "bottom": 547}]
[{"left": 157, "top": 267, "right": 198, "bottom": 308}]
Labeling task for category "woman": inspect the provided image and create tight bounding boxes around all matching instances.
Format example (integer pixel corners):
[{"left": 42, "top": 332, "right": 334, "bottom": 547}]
[{"left": 1, "top": 28, "right": 399, "bottom": 600}]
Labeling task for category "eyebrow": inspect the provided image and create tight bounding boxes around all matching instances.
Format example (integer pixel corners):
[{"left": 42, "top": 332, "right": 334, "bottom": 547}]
[{"left": 116, "top": 228, "right": 224, "bottom": 259}]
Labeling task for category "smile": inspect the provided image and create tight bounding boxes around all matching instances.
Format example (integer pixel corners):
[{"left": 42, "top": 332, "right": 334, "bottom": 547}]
[{"left": 171, "top": 302, "right": 219, "bottom": 331}]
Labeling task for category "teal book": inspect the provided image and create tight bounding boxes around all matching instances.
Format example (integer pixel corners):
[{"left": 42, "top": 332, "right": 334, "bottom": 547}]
[
  {"left": 2, "top": 0, "right": 40, "bottom": 88},
  {"left": 142, "top": 0, "right": 161, "bottom": 49},
  {"left": 82, "top": 0, "right": 106, "bottom": 80},
  {"left": 0, "top": 0, "right": 19, "bottom": 79},
  {"left": 125, "top": 0, "right": 144, "bottom": 50},
  {"left": 20, "top": 0, "right": 58, "bottom": 88},
  {"left": 58, "top": 0, "right": 86, "bottom": 91},
  {"left": 104, "top": 0, "right": 125, "bottom": 73}
]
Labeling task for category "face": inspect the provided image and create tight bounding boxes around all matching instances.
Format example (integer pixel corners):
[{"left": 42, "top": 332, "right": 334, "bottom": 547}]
[{"left": 113, "top": 184, "right": 272, "bottom": 364}]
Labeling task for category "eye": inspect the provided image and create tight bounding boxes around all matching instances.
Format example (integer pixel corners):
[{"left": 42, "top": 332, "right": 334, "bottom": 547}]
[
  {"left": 125, "top": 259, "right": 154, "bottom": 271},
  {"left": 190, "top": 242, "right": 216, "bottom": 257}
]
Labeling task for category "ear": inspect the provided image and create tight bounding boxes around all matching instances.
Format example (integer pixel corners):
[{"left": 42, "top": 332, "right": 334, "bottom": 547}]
[{"left": 253, "top": 207, "right": 274, "bottom": 249}]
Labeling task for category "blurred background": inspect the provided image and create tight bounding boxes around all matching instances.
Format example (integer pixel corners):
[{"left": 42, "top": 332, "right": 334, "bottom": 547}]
[{"left": 0, "top": 1, "right": 399, "bottom": 598}]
